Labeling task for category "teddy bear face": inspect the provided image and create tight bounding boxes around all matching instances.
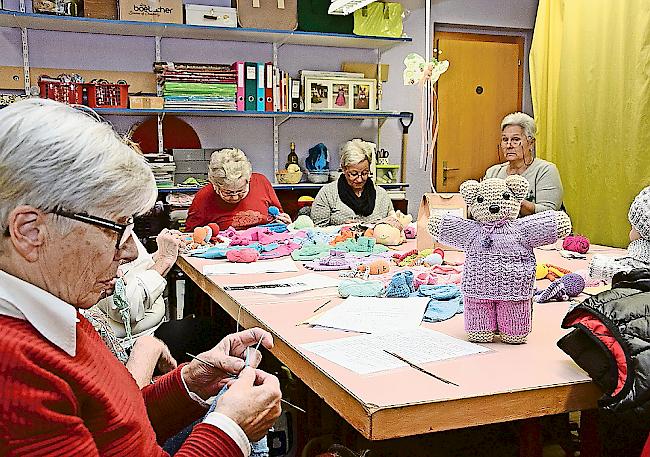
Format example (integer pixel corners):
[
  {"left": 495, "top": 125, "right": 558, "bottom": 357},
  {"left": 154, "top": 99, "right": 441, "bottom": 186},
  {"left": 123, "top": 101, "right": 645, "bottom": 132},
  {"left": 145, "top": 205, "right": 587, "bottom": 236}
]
[{"left": 459, "top": 175, "right": 529, "bottom": 222}]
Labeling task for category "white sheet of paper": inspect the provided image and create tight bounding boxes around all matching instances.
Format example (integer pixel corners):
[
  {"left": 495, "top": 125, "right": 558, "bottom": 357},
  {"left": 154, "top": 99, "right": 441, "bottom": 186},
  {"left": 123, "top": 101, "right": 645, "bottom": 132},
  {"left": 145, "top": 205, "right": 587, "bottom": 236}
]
[
  {"left": 202, "top": 258, "right": 298, "bottom": 275},
  {"left": 225, "top": 273, "right": 339, "bottom": 295},
  {"left": 310, "top": 297, "right": 429, "bottom": 334},
  {"left": 301, "top": 327, "right": 490, "bottom": 375}
]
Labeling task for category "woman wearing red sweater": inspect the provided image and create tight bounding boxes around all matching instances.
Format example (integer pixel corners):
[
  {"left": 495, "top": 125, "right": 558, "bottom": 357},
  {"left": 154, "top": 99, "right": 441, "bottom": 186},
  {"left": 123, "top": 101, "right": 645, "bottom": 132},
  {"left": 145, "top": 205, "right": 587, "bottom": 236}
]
[
  {"left": 0, "top": 100, "right": 281, "bottom": 456},
  {"left": 186, "top": 148, "right": 291, "bottom": 231}
]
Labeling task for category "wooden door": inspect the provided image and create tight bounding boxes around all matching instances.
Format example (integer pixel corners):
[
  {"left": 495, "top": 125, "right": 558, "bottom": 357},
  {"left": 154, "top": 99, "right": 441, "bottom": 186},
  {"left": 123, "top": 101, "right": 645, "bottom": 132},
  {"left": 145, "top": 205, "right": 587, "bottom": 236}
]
[{"left": 434, "top": 32, "right": 523, "bottom": 192}]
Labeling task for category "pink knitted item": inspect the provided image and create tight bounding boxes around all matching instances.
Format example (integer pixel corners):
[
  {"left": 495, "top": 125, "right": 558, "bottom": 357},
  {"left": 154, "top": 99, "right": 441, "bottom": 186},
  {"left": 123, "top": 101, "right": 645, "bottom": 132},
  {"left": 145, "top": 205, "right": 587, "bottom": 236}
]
[
  {"left": 259, "top": 242, "right": 300, "bottom": 259},
  {"left": 226, "top": 248, "right": 259, "bottom": 263},
  {"left": 414, "top": 272, "right": 438, "bottom": 289},
  {"left": 563, "top": 235, "right": 590, "bottom": 254},
  {"left": 464, "top": 297, "right": 532, "bottom": 338},
  {"left": 392, "top": 249, "right": 418, "bottom": 262},
  {"left": 404, "top": 225, "right": 417, "bottom": 239}
]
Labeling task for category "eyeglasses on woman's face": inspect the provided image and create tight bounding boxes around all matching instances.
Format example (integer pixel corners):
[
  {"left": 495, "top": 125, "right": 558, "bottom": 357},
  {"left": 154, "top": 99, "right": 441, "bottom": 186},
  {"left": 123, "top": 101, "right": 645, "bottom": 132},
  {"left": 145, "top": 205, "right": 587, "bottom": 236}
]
[
  {"left": 214, "top": 180, "right": 250, "bottom": 199},
  {"left": 500, "top": 136, "right": 526, "bottom": 147},
  {"left": 344, "top": 170, "right": 370, "bottom": 180},
  {"left": 53, "top": 209, "right": 134, "bottom": 251}
]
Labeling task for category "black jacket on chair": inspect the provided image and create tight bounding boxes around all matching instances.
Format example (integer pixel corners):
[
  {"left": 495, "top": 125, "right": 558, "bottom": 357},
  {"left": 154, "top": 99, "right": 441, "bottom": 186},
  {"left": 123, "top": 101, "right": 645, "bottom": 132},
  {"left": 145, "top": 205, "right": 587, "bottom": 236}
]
[{"left": 557, "top": 268, "right": 650, "bottom": 419}]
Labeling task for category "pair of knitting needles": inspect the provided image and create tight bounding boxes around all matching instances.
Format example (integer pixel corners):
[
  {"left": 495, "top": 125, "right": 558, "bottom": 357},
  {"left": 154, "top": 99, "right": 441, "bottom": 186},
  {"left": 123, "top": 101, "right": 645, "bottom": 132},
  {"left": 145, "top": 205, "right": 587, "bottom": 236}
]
[
  {"left": 383, "top": 350, "right": 459, "bottom": 387},
  {"left": 186, "top": 349, "right": 306, "bottom": 414}
]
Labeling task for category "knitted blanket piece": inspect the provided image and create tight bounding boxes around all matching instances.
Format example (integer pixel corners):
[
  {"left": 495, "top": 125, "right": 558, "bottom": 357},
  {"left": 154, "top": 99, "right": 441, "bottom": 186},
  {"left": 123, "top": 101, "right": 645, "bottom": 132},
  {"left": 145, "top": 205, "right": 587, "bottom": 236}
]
[
  {"left": 386, "top": 271, "right": 415, "bottom": 298},
  {"left": 338, "top": 278, "right": 385, "bottom": 297},
  {"left": 112, "top": 278, "right": 133, "bottom": 346},
  {"left": 291, "top": 241, "right": 333, "bottom": 261},
  {"left": 589, "top": 239, "right": 650, "bottom": 282},
  {"left": 417, "top": 284, "right": 464, "bottom": 323},
  {"left": 437, "top": 212, "right": 564, "bottom": 300}
]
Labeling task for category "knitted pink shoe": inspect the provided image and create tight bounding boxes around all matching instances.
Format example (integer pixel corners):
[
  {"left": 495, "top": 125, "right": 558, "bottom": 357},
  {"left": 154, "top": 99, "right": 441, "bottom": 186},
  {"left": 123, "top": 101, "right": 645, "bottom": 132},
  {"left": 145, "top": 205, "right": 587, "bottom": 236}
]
[{"left": 414, "top": 272, "right": 438, "bottom": 290}]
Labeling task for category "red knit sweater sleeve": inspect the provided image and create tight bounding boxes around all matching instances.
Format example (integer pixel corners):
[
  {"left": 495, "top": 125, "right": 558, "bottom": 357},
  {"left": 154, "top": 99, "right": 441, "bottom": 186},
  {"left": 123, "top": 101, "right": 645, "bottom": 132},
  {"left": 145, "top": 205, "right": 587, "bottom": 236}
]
[
  {"left": 176, "top": 424, "right": 244, "bottom": 457},
  {"left": 142, "top": 365, "right": 206, "bottom": 443},
  {"left": 185, "top": 186, "right": 212, "bottom": 232},
  {"left": 259, "top": 174, "right": 283, "bottom": 212}
]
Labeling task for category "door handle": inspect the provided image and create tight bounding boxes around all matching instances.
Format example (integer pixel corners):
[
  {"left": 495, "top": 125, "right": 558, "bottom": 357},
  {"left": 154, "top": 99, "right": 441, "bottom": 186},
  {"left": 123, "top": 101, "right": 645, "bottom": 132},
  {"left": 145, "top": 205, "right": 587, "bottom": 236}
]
[{"left": 442, "top": 161, "right": 459, "bottom": 184}]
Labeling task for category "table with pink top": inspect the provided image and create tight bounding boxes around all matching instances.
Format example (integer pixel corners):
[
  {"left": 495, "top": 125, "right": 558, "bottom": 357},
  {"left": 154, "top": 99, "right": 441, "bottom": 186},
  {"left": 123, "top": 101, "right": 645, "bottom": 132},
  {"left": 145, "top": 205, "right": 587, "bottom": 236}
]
[{"left": 177, "top": 241, "right": 625, "bottom": 456}]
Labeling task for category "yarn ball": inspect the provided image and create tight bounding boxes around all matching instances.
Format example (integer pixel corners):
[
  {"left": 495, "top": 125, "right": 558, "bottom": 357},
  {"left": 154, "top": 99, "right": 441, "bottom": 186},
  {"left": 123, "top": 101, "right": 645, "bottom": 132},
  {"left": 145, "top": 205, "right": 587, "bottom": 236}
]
[
  {"left": 297, "top": 195, "right": 315, "bottom": 207},
  {"left": 268, "top": 206, "right": 280, "bottom": 218},
  {"left": 207, "top": 223, "right": 220, "bottom": 240},
  {"left": 433, "top": 248, "right": 445, "bottom": 259},
  {"left": 404, "top": 225, "right": 417, "bottom": 239},
  {"left": 563, "top": 235, "right": 590, "bottom": 254},
  {"left": 226, "top": 248, "right": 260, "bottom": 263},
  {"left": 193, "top": 227, "right": 209, "bottom": 244},
  {"left": 338, "top": 278, "right": 385, "bottom": 298},
  {"left": 291, "top": 214, "right": 315, "bottom": 230},
  {"left": 423, "top": 253, "right": 443, "bottom": 265},
  {"left": 560, "top": 273, "right": 586, "bottom": 296}
]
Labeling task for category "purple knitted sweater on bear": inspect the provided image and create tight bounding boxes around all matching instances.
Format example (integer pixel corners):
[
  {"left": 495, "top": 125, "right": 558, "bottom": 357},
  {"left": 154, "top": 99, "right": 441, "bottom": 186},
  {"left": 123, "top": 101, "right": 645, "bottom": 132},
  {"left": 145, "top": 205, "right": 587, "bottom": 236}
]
[{"left": 439, "top": 211, "right": 561, "bottom": 301}]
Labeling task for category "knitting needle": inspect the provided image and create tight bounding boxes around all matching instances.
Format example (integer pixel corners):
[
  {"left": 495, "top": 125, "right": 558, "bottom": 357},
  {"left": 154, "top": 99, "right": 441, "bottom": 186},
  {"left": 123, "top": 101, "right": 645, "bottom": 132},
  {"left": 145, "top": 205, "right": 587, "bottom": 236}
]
[
  {"left": 186, "top": 352, "right": 306, "bottom": 413},
  {"left": 383, "top": 350, "right": 459, "bottom": 386},
  {"left": 312, "top": 298, "right": 332, "bottom": 313}
]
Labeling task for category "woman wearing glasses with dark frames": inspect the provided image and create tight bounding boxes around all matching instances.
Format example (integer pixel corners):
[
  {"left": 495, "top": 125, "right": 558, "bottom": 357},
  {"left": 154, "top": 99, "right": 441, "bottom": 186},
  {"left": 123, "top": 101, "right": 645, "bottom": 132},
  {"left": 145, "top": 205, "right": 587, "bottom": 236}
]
[
  {"left": 186, "top": 148, "right": 291, "bottom": 231},
  {"left": 0, "top": 99, "right": 281, "bottom": 456},
  {"left": 484, "top": 112, "right": 564, "bottom": 216},
  {"left": 311, "top": 139, "right": 394, "bottom": 227}
]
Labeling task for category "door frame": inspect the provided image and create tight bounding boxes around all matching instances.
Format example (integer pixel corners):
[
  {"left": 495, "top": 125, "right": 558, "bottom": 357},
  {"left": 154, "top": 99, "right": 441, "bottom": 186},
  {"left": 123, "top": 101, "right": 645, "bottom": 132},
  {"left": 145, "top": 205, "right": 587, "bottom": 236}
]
[{"left": 432, "top": 25, "right": 530, "bottom": 189}]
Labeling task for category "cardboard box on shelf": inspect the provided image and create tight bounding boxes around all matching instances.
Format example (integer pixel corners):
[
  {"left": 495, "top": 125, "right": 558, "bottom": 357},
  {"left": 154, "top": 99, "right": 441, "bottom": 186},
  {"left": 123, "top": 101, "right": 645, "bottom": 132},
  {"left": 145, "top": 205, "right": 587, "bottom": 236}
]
[
  {"left": 185, "top": 4, "right": 237, "bottom": 27},
  {"left": 84, "top": 0, "right": 118, "bottom": 19},
  {"left": 129, "top": 96, "right": 164, "bottom": 109},
  {"left": 341, "top": 62, "right": 389, "bottom": 82},
  {"left": 119, "top": 0, "right": 183, "bottom": 23}
]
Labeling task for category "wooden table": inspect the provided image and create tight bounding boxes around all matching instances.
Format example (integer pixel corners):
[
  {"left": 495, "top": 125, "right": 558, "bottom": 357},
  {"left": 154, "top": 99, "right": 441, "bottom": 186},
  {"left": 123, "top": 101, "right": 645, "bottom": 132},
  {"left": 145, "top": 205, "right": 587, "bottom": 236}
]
[{"left": 177, "top": 241, "right": 624, "bottom": 454}]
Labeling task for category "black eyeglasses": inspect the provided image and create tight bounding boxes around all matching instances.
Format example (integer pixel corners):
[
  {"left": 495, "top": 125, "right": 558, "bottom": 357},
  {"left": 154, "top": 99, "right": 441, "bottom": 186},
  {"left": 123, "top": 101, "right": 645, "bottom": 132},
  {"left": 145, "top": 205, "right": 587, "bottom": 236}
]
[{"left": 53, "top": 209, "right": 134, "bottom": 250}]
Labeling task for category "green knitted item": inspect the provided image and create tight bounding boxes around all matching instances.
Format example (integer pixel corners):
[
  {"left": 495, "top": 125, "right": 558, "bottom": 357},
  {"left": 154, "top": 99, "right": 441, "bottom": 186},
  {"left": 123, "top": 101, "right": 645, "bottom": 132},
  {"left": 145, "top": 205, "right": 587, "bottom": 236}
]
[
  {"left": 291, "top": 242, "right": 332, "bottom": 261},
  {"left": 337, "top": 236, "right": 389, "bottom": 254},
  {"left": 112, "top": 278, "right": 133, "bottom": 346},
  {"left": 338, "top": 278, "right": 385, "bottom": 298}
]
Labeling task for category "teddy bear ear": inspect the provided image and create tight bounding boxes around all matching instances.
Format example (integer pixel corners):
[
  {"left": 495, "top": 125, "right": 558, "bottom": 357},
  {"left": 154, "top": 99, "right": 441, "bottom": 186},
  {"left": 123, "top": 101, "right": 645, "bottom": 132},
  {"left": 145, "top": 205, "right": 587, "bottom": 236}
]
[
  {"left": 505, "top": 175, "right": 529, "bottom": 200},
  {"left": 459, "top": 180, "right": 480, "bottom": 204}
]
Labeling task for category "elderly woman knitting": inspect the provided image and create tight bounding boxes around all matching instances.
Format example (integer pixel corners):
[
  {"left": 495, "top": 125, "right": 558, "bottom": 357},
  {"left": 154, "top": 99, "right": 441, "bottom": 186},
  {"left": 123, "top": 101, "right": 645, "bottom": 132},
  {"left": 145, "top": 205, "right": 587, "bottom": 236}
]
[
  {"left": 0, "top": 99, "right": 281, "bottom": 455},
  {"left": 311, "top": 139, "right": 394, "bottom": 226},
  {"left": 484, "top": 112, "right": 564, "bottom": 216},
  {"left": 186, "top": 148, "right": 291, "bottom": 231}
]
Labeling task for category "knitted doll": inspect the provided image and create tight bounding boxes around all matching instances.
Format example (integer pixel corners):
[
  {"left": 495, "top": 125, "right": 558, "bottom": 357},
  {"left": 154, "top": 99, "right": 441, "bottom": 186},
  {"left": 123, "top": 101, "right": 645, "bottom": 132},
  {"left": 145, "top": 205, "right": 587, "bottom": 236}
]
[
  {"left": 589, "top": 186, "right": 650, "bottom": 282},
  {"left": 427, "top": 176, "right": 571, "bottom": 344}
]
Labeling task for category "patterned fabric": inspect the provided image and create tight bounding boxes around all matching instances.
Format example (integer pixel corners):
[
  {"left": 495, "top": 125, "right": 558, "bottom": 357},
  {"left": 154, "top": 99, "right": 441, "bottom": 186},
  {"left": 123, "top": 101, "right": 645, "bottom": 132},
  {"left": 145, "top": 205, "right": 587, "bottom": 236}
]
[
  {"left": 628, "top": 186, "right": 650, "bottom": 239},
  {"left": 81, "top": 306, "right": 129, "bottom": 364},
  {"left": 589, "top": 240, "right": 650, "bottom": 282},
  {"left": 311, "top": 180, "right": 394, "bottom": 227},
  {"left": 186, "top": 173, "right": 283, "bottom": 231}
]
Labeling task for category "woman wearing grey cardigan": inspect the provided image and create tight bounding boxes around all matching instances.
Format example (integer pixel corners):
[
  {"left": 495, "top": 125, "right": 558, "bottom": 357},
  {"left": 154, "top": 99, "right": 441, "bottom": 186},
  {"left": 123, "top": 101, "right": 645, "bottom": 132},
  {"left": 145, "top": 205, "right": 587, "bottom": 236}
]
[
  {"left": 311, "top": 139, "right": 394, "bottom": 227},
  {"left": 485, "top": 112, "right": 564, "bottom": 216}
]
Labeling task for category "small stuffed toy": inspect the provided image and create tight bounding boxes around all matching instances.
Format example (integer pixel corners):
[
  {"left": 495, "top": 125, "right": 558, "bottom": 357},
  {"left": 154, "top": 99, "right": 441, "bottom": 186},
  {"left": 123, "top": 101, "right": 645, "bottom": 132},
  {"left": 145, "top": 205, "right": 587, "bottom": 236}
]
[
  {"left": 534, "top": 273, "right": 585, "bottom": 303},
  {"left": 589, "top": 186, "right": 650, "bottom": 282},
  {"left": 427, "top": 176, "right": 571, "bottom": 344},
  {"left": 366, "top": 211, "right": 413, "bottom": 246}
]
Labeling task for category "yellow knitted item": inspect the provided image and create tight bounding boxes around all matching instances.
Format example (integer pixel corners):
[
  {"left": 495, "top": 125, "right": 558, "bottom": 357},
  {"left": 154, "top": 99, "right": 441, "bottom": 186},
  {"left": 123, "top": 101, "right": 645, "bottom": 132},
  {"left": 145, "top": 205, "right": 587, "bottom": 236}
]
[{"left": 536, "top": 263, "right": 549, "bottom": 280}]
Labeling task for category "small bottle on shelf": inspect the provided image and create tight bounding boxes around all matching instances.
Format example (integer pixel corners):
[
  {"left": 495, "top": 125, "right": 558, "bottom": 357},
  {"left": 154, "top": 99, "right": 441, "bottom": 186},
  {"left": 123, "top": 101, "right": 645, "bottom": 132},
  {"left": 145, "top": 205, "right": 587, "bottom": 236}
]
[{"left": 286, "top": 142, "right": 299, "bottom": 169}]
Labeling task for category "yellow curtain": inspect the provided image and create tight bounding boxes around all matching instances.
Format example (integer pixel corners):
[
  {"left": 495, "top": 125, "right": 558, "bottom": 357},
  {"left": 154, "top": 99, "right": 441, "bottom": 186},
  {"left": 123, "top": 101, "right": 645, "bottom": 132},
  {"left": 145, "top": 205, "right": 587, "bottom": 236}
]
[{"left": 530, "top": 0, "right": 650, "bottom": 248}]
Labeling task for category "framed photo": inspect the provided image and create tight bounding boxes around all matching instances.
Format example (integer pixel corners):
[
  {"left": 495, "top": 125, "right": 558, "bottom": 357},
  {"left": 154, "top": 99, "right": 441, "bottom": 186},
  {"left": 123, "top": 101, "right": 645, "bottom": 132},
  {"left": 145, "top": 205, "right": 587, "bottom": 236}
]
[{"left": 304, "top": 77, "right": 377, "bottom": 112}]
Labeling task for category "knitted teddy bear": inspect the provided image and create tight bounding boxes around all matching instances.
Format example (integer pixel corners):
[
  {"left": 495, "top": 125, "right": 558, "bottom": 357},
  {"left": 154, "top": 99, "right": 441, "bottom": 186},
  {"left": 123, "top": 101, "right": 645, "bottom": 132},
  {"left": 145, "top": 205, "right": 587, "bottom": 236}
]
[
  {"left": 427, "top": 176, "right": 571, "bottom": 344},
  {"left": 589, "top": 186, "right": 650, "bottom": 282}
]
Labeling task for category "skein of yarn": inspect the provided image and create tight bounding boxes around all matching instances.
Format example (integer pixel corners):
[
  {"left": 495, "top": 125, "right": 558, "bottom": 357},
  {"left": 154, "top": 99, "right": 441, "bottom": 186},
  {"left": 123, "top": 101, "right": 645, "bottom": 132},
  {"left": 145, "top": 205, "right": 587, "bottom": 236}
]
[
  {"left": 563, "top": 234, "right": 590, "bottom": 254},
  {"left": 226, "top": 248, "right": 260, "bottom": 263}
]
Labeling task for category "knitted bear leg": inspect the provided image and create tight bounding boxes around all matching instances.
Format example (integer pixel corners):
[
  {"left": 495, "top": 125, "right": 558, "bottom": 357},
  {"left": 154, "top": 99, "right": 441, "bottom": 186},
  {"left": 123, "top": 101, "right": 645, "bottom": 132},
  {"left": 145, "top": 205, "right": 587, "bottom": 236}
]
[
  {"left": 496, "top": 299, "right": 532, "bottom": 344},
  {"left": 464, "top": 297, "right": 497, "bottom": 342}
]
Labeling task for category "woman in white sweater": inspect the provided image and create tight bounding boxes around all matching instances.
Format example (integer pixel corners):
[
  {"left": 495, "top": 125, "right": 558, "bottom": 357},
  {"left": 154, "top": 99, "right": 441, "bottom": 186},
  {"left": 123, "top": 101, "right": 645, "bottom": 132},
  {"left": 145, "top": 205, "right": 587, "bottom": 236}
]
[{"left": 311, "top": 139, "right": 394, "bottom": 226}]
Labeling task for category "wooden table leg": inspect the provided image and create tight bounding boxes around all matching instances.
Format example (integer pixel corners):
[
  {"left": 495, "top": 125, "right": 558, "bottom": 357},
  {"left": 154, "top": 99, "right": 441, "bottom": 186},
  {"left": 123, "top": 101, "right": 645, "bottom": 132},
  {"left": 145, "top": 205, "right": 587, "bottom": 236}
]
[
  {"left": 580, "top": 409, "right": 601, "bottom": 457},
  {"left": 519, "top": 417, "right": 543, "bottom": 457}
]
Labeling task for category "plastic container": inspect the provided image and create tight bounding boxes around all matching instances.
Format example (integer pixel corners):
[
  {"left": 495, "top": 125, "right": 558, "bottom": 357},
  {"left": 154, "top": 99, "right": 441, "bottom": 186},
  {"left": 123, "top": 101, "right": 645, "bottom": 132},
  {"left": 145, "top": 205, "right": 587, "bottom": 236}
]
[
  {"left": 38, "top": 80, "right": 84, "bottom": 105},
  {"left": 307, "top": 171, "right": 330, "bottom": 183},
  {"left": 85, "top": 83, "right": 129, "bottom": 109}
]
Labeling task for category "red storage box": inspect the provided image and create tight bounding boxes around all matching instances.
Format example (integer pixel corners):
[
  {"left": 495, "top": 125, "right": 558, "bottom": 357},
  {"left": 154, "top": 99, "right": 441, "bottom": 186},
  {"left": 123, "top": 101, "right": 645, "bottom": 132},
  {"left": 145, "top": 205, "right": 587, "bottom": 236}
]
[
  {"left": 39, "top": 80, "right": 84, "bottom": 105},
  {"left": 85, "top": 83, "right": 129, "bottom": 109}
]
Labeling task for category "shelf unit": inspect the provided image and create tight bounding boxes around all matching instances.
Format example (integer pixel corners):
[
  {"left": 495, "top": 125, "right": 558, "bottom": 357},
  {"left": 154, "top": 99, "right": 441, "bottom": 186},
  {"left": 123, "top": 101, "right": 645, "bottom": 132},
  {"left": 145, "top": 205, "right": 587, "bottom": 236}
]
[
  {"left": 157, "top": 182, "right": 410, "bottom": 193},
  {"left": 2, "top": 9, "right": 413, "bottom": 188}
]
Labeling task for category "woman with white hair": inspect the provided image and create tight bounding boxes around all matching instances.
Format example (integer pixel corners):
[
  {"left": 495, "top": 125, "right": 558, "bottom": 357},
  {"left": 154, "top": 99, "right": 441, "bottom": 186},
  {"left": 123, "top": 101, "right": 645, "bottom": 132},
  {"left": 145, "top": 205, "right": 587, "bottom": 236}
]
[
  {"left": 186, "top": 148, "right": 291, "bottom": 231},
  {"left": 311, "top": 139, "right": 394, "bottom": 226},
  {"left": 0, "top": 99, "right": 281, "bottom": 455},
  {"left": 484, "top": 112, "right": 564, "bottom": 215}
]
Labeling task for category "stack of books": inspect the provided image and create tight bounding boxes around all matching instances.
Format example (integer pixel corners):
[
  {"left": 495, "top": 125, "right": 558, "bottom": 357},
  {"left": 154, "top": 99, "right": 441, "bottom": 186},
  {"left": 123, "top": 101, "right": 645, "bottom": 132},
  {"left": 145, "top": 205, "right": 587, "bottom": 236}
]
[
  {"left": 155, "top": 62, "right": 237, "bottom": 110},
  {"left": 144, "top": 153, "right": 176, "bottom": 189}
]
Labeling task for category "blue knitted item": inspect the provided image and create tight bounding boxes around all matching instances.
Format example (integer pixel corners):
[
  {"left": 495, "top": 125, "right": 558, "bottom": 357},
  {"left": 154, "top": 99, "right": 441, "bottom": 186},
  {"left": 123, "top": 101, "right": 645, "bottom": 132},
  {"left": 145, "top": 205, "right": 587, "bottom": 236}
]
[
  {"left": 339, "top": 278, "right": 385, "bottom": 297},
  {"left": 191, "top": 244, "right": 263, "bottom": 259},
  {"left": 418, "top": 284, "right": 464, "bottom": 323},
  {"left": 385, "top": 271, "right": 415, "bottom": 298},
  {"left": 260, "top": 222, "right": 288, "bottom": 233}
]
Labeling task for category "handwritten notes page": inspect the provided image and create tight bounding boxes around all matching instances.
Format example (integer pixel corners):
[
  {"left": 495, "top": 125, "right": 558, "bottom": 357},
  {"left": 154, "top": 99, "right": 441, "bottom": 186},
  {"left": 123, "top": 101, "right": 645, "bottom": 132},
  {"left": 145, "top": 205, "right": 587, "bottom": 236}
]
[
  {"left": 301, "top": 327, "right": 490, "bottom": 375},
  {"left": 310, "top": 297, "right": 429, "bottom": 334},
  {"left": 224, "top": 273, "right": 340, "bottom": 295}
]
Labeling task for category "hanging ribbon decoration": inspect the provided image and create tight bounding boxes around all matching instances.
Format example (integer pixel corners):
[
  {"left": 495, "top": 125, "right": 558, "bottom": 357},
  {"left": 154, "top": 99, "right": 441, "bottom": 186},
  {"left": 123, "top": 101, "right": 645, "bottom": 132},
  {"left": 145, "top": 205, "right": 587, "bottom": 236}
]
[{"left": 403, "top": 0, "right": 449, "bottom": 192}]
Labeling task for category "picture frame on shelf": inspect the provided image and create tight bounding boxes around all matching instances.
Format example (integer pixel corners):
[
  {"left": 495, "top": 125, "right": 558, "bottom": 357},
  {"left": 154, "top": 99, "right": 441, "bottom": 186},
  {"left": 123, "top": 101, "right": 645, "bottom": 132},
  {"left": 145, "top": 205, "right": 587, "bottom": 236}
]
[{"left": 304, "top": 77, "right": 377, "bottom": 111}]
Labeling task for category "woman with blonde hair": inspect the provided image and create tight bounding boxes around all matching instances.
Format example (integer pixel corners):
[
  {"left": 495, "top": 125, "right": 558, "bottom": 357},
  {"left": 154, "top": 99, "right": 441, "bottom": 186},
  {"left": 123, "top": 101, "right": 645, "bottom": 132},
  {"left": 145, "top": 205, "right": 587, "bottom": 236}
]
[
  {"left": 186, "top": 148, "right": 291, "bottom": 231},
  {"left": 311, "top": 139, "right": 394, "bottom": 226},
  {"left": 484, "top": 112, "right": 564, "bottom": 216}
]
